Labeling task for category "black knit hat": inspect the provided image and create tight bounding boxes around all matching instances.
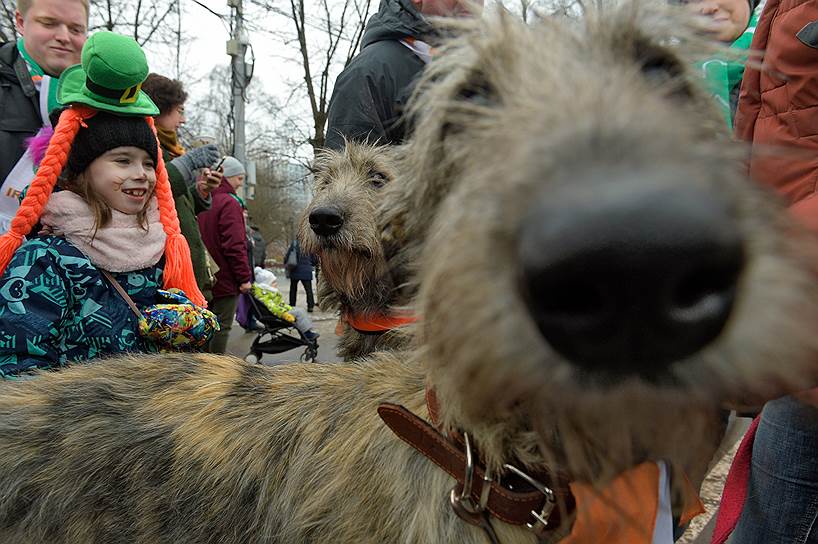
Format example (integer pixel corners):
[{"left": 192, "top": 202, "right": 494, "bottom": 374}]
[{"left": 65, "top": 111, "right": 159, "bottom": 177}]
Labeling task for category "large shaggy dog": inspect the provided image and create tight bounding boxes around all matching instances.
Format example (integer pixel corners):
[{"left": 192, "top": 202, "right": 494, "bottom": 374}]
[
  {"left": 299, "top": 143, "right": 410, "bottom": 360},
  {"left": 2, "top": 3, "right": 818, "bottom": 543}
]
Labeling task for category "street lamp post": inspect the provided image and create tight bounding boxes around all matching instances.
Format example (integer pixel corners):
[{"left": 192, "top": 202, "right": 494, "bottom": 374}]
[{"left": 227, "top": 0, "right": 247, "bottom": 169}]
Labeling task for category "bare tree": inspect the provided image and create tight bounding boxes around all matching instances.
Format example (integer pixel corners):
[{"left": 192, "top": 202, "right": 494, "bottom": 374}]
[
  {"left": 0, "top": 2, "right": 17, "bottom": 43},
  {"left": 520, "top": 0, "right": 535, "bottom": 22},
  {"left": 249, "top": 0, "right": 374, "bottom": 156},
  {"left": 180, "top": 61, "right": 310, "bottom": 252},
  {"left": 246, "top": 158, "right": 312, "bottom": 258},
  {"left": 496, "top": 0, "right": 584, "bottom": 20},
  {"left": 174, "top": 0, "right": 182, "bottom": 79},
  {"left": 89, "top": 0, "right": 181, "bottom": 47},
  {"left": 182, "top": 65, "right": 234, "bottom": 154}
]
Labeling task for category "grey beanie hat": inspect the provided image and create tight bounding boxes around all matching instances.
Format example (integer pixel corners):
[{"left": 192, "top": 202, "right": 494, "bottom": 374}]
[{"left": 221, "top": 156, "right": 245, "bottom": 178}]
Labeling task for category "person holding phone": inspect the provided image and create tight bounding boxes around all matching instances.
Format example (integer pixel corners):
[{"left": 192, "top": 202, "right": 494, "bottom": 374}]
[{"left": 199, "top": 156, "right": 226, "bottom": 198}]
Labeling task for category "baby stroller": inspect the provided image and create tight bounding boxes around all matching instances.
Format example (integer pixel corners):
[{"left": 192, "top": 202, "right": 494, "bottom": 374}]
[{"left": 243, "top": 294, "right": 319, "bottom": 364}]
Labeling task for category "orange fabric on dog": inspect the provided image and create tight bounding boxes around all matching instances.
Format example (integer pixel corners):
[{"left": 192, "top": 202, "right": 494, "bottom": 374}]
[
  {"left": 561, "top": 462, "right": 704, "bottom": 544},
  {"left": 343, "top": 311, "right": 416, "bottom": 332}
]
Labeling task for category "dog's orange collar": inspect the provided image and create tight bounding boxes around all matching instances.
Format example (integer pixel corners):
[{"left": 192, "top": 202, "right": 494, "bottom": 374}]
[{"left": 337, "top": 311, "right": 417, "bottom": 335}]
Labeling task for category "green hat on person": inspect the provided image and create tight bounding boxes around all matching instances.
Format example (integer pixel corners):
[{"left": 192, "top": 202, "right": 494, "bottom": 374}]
[{"left": 57, "top": 31, "right": 159, "bottom": 116}]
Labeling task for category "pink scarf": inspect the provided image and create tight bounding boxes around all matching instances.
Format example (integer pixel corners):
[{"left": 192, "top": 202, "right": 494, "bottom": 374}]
[{"left": 40, "top": 191, "right": 166, "bottom": 272}]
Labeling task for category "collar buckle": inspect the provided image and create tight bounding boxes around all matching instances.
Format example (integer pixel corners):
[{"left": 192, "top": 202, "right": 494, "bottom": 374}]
[{"left": 503, "top": 463, "right": 557, "bottom": 537}]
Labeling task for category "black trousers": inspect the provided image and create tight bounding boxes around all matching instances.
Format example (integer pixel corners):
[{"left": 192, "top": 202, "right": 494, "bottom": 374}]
[{"left": 289, "top": 279, "right": 314, "bottom": 310}]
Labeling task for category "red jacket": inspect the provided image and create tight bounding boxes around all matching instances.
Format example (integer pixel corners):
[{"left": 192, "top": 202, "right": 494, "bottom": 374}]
[
  {"left": 197, "top": 179, "right": 252, "bottom": 298},
  {"left": 734, "top": 0, "right": 818, "bottom": 230}
]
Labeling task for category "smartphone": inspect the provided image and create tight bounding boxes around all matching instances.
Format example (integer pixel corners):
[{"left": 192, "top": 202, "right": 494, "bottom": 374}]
[{"left": 212, "top": 156, "right": 227, "bottom": 171}]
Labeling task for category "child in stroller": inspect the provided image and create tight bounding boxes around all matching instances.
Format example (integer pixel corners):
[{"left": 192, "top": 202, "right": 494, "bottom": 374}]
[{"left": 243, "top": 267, "right": 319, "bottom": 363}]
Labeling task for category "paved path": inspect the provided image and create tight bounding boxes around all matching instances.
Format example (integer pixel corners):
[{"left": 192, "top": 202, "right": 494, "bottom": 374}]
[{"left": 678, "top": 415, "right": 752, "bottom": 543}]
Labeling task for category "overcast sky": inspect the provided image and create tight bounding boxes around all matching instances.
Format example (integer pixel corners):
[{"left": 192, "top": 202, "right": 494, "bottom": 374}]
[{"left": 138, "top": 0, "right": 516, "bottom": 159}]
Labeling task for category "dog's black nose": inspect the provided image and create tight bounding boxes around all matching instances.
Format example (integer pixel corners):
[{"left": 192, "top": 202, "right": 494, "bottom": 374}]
[
  {"left": 517, "top": 181, "right": 744, "bottom": 378},
  {"left": 309, "top": 207, "right": 344, "bottom": 237}
]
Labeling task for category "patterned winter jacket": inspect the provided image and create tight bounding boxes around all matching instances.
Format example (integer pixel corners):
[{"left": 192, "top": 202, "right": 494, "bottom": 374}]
[{"left": 0, "top": 235, "right": 163, "bottom": 377}]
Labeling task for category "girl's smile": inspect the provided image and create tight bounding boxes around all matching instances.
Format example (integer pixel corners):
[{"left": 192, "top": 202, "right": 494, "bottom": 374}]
[
  {"left": 85, "top": 147, "right": 156, "bottom": 215},
  {"left": 122, "top": 188, "right": 147, "bottom": 197}
]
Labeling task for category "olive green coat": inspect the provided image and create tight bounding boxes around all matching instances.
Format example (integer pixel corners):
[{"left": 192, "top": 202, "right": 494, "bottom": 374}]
[{"left": 165, "top": 156, "right": 211, "bottom": 294}]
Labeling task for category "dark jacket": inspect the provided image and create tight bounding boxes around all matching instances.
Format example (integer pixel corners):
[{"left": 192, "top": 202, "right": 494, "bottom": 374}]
[
  {"left": 197, "top": 179, "right": 252, "bottom": 298},
  {"left": 251, "top": 227, "right": 266, "bottom": 267},
  {"left": 161, "top": 148, "right": 212, "bottom": 291},
  {"left": 0, "top": 41, "right": 42, "bottom": 185},
  {"left": 284, "top": 241, "right": 316, "bottom": 281},
  {"left": 324, "top": 0, "right": 430, "bottom": 150},
  {"left": 0, "top": 236, "right": 162, "bottom": 377},
  {"left": 734, "top": 0, "right": 818, "bottom": 233}
]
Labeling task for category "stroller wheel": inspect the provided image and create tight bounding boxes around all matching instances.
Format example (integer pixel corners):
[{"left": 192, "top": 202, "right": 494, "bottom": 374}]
[
  {"left": 245, "top": 353, "right": 260, "bottom": 364},
  {"left": 304, "top": 346, "right": 318, "bottom": 363}
]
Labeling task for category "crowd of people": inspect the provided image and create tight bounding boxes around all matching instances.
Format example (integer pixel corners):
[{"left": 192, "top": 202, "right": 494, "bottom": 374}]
[
  {"left": 0, "top": 0, "right": 817, "bottom": 540},
  {"left": 0, "top": 0, "right": 320, "bottom": 361}
]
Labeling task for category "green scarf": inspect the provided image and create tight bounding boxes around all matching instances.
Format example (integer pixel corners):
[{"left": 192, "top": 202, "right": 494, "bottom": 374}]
[
  {"left": 698, "top": 2, "right": 764, "bottom": 129},
  {"left": 16, "top": 38, "right": 61, "bottom": 115}
]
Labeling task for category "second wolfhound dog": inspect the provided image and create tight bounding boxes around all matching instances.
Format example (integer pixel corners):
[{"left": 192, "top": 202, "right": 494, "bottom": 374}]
[{"left": 299, "top": 142, "right": 411, "bottom": 360}]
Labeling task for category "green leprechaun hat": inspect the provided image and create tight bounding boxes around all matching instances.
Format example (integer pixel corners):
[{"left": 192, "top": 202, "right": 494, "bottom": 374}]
[{"left": 57, "top": 31, "right": 159, "bottom": 116}]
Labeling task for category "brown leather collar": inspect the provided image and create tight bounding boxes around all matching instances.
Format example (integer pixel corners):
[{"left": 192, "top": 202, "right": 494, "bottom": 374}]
[{"left": 377, "top": 399, "right": 575, "bottom": 532}]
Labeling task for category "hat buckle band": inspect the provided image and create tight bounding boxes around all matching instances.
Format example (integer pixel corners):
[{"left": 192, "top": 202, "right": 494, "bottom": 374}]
[{"left": 119, "top": 83, "right": 142, "bottom": 104}]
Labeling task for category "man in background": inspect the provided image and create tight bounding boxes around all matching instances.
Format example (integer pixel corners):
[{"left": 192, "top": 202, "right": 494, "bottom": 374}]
[
  {"left": 0, "top": 0, "right": 88, "bottom": 230},
  {"left": 324, "top": 0, "right": 481, "bottom": 150}
]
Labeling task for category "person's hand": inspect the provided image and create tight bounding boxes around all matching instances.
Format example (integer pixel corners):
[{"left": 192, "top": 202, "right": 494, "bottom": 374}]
[
  {"left": 239, "top": 282, "right": 252, "bottom": 294},
  {"left": 196, "top": 168, "right": 223, "bottom": 197},
  {"left": 168, "top": 144, "right": 220, "bottom": 185}
]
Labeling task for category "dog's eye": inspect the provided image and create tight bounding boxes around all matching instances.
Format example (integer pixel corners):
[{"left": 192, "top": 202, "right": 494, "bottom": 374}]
[
  {"left": 632, "top": 38, "right": 694, "bottom": 101},
  {"left": 455, "top": 70, "right": 497, "bottom": 107},
  {"left": 441, "top": 72, "right": 498, "bottom": 138},
  {"left": 370, "top": 171, "right": 388, "bottom": 188}
]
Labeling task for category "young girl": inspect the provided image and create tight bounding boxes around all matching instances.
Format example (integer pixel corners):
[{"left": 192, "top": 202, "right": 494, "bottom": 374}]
[{"left": 0, "top": 32, "right": 204, "bottom": 377}]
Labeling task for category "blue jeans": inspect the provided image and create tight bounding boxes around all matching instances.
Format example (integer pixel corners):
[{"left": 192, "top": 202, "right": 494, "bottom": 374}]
[{"left": 731, "top": 395, "right": 818, "bottom": 544}]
